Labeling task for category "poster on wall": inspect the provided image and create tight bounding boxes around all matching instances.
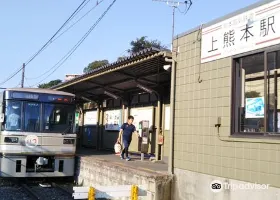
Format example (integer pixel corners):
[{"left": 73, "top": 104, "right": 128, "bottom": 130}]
[
  {"left": 84, "top": 111, "right": 97, "bottom": 125},
  {"left": 165, "top": 106, "right": 170, "bottom": 130},
  {"left": 201, "top": 0, "right": 280, "bottom": 63},
  {"left": 245, "top": 97, "right": 264, "bottom": 118},
  {"left": 130, "top": 108, "right": 153, "bottom": 130},
  {"left": 75, "top": 112, "right": 79, "bottom": 126},
  {"left": 104, "top": 110, "right": 122, "bottom": 131}
]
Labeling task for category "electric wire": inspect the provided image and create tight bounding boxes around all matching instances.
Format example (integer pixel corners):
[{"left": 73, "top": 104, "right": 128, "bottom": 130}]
[
  {"left": 31, "top": 0, "right": 117, "bottom": 87},
  {"left": 52, "top": 0, "right": 105, "bottom": 46},
  {"left": 176, "top": 0, "right": 192, "bottom": 14},
  {"left": 26, "top": 0, "right": 105, "bottom": 80},
  {"left": 0, "top": 67, "right": 23, "bottom": 86},
  {"left": 0, "top": 0, "right": 90, "bottom": 87},
  {"left": 24, "top": 0, "right": 90, "bottom": 66}
]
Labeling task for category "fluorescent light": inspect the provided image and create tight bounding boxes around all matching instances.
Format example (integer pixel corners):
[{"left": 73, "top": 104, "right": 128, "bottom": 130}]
[
  {"left": 136, "top": 84, "right": 153, "bottom": 94},
  {"left": 104, "top": 90, "right": 119, "bottom": 99}
]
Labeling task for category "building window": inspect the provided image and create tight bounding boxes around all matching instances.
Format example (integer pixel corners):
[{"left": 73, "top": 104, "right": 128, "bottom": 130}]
[{"left": 233, "top": 50, "right": 280, "bottom": 134}]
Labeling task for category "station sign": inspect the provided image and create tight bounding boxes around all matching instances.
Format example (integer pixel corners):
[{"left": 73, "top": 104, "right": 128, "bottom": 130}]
[{"left": 201, "top": 0, "right": 280, "bottom": 63}]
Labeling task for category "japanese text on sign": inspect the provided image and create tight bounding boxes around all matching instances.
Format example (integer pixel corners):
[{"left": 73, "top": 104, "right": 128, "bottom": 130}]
[{"left": 201, "top": 0, "right": 280, "bottom": 63}]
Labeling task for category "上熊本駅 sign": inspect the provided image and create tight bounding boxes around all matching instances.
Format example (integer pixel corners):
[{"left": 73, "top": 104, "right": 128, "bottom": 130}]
[{"left": 201, "top": 0, "right": 280, "bottom": 63}]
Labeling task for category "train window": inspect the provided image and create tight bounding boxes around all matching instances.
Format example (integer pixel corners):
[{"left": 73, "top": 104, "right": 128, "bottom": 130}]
[
  {"left": 44, "top": 104, "right": 74, "bottom": 133},
  {"left": 4, "top": 101, "right": 22, "bottom": 131},
  {"left": 24, "top": 102, "right": 40, "bottom": 132},
  {"left": 16, "top": 160, "right": 21, "bottom": 173},
  {"left": 59, "top": 160, "right": 64, "bottom": 172}
]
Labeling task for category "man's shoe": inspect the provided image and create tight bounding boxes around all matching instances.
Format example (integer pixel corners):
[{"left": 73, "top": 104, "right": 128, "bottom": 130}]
[{"left": 126, "top": 157, "right": 131, "bottom": 161}]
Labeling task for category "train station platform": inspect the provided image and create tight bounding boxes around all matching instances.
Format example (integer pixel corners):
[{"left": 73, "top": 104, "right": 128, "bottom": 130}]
[{"left": 75, "top": 148, "right": 172, "bottom": 200}]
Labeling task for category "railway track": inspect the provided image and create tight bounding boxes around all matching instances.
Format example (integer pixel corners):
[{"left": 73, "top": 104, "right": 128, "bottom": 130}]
[
  {"left": 0, "top": 184, "right": 32, "bottom": 200},
  {"left": 0, "top": 179, "right": 73, "bottom": 200},
  {"left": 21, "top": 182, "right": 73, "bottom": 200}
]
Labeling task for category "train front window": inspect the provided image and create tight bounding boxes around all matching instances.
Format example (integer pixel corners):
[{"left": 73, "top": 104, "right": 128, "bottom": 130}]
[
  {"left": 4, "top": 101, "right": 22, "bottom": 131},
  {"left": 24, "top": 102, "right": 40, "bottom": 132},
  {"left": 44, "top": 104, "right": 74, "bottom": 133}
]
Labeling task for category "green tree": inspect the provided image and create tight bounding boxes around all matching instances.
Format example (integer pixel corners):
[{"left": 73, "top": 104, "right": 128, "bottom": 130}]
[
  {"left": 83, "top": 60, "right": 109, "bottom": 73},
  {"left": 245, "top": 91, "right": 261, "bottom": 98},
  {"left": 128, "top": 36, "right": 167, "bottom": 54},
  {"left": 117, "top": 56, "right": 127, "bottom": 61},
  {"left": 38, "top": 79, "right": 62, "bottom": 89}
]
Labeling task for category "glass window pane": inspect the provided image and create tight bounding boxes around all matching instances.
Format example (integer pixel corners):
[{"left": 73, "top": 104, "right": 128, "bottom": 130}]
[
  {"left": 24, "top": 102, "right": 40, "bottom": 132},
  {"left": 267, "top": 51, "right": 280, "bottom": 133},
  {"left": 44, "top": 104, "right": 74, "bottom": 133},
  {"left": 238, "top": 53, "right": 265, "bottom": 133},
  {"left": 5, "top": 101, "right": 22, "bottom": 131}
]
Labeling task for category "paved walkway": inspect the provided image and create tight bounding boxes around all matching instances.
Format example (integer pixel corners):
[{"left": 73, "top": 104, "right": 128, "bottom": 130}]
[{"left": 76, "top": 148, "right": 168, "bottom": 173}]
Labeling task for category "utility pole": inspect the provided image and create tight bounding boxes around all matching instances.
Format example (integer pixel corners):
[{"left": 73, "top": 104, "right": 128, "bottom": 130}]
[
  {"left": 152, "top": 0, "right": 192, "bottom": 51},
  {"left": 21, "top": 63, "right": 25, "bottom": 88}
]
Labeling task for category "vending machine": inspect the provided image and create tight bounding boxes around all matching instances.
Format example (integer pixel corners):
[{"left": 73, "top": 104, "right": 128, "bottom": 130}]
[{"left": 138, "top": 120, "right": 149, "bottom": 153}]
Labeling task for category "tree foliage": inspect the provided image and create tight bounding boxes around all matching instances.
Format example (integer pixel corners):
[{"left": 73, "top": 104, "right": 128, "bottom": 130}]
[
  {"left": 38, "top": 79, "right": 62, "bottom": 89},
  {"left": 245, "top": 91, "right": 261, "bottom": 98},
  {"left": 38, "top": 36, "right": 166, "bottom": 88},
  {"left": 83, "top": 59, "right": 109, "bottom": 73},
  {"left": 128, "top": 36, "right": 167, "bottom": 54},
  {"left": 117, "top": 56, "right": 127, "bottom": 61}
]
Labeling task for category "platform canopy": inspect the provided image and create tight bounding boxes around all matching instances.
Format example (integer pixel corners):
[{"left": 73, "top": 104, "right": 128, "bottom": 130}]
[{"left": 52, "top": 48, "right": 172, "bottom": 104}]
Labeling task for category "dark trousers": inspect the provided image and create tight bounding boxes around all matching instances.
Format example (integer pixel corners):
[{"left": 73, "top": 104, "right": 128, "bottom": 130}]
[{"left": 121, "top": 139, "right": 131, "bottom": 158}]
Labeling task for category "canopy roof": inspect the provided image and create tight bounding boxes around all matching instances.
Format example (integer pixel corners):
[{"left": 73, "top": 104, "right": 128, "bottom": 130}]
[{"left": 52, "top": 48, "right": 172, "bottom": 103}]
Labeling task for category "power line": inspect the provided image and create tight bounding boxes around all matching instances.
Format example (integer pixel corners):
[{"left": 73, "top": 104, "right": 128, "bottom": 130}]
[
  {"left": 31, "top": 0, "right": 117, "bottom": 87},
  {"left": 26, "top": 0, "right": 105, "bottom": 80},
  {"left": 0, "top": 67, "right": 23, "bottom": 86},
  {"left": 51, "top": 0, "right": 105, "bottom": 46},
  {"left": 24, "top": 0, "right": 91, "bottom": 66},
  {"left": 0, "top": 0, "right": 90, "bottom": 87}
]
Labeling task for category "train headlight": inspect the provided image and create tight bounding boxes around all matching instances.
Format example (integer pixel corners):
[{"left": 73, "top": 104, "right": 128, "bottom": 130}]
[
  {"left": 4, "top": 137, "right": 19, "bottom": 143},
  {"left": 63, "top": 139, "right": 75, "bottom": 145}
]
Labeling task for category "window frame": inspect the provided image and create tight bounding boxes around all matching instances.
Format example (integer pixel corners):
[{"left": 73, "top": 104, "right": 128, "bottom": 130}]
[
  {"left": 231, "top": 44, "right": 280, "bottom": 137},
  {"left": 42, "top": 103, "right": 75, "bottom": 133},
  {"left": 3, "top": 100, "right": 24, "bottom": 132},
  {"left": 3, "top": 100, "right": 74, "bottom": 133},
  {"left": 23, "top": 101, "right": 42, "bottom": 133}
]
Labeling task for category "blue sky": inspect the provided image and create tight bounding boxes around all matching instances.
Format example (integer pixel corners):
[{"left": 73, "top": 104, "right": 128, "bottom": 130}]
[{"left": 0, "top": 0, "right": 259, "bottom": 88}]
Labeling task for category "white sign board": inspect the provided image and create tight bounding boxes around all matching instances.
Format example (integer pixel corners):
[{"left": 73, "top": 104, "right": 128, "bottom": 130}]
[
  {"left": 245, "top": 97, "right": 265, "bottom": 118},
  {"left": 201, "top": 0, "right": 280, "bottom": 63},
  {"left": 25, "top": 135, "right": 39, "bottom": 147},
  {"left": 130, "top": 107, "right": 153, "bottom": 130},
  {"left": 165, "top": 106, "right": 170, "bottom": 130},
  {"left": 84, "top": 111, "right": 97, "bottom": 125},
  {"left": 104, "top": 110, "right": 122, "bottom": 131}
]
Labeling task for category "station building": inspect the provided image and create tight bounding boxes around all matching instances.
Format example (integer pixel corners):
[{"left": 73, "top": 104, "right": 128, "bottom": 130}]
[
  {"left": 53, "top": 0, "right": 280, "bottom": 199},
  {"left": 171, "top": 0, "right": 280, "bottom": 199},
  {"left": 53, "top": 48, "right": 172, "bottom": 162}
]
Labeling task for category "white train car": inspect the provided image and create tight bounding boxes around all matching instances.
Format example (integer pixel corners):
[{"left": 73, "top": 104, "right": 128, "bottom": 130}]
[{"left": 0, "top": 88, "right": 76, "bottom": 177}]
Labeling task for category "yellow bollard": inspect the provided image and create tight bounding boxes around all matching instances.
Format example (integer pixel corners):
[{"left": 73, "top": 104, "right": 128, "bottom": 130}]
[
  {"left": 131, "top": 185, "right": 138, "bottom": 200},
  {"left": 88, "top": 186, "right": 95, "bottom": 200}
]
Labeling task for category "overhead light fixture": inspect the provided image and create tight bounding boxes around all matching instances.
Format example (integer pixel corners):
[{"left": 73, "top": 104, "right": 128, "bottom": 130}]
[
  {"left": 104, "top": 90, "right": 119, "bottom": 99},
  {"left": 163, "top": 64, "right": 171, "bottom": 71},
  {"left": 136, "top": 83, "right": 153, "bottom": 94}
]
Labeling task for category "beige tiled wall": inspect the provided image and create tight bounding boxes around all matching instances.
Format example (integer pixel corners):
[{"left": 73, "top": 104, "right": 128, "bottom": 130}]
[{"left": 173, "top": 30, "right": 280, "bottom": 187}]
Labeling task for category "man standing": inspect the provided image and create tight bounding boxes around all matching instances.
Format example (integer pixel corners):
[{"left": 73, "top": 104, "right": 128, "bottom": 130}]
[{"left": 117, "top": 116, "right": 138, "bottom": 161}]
